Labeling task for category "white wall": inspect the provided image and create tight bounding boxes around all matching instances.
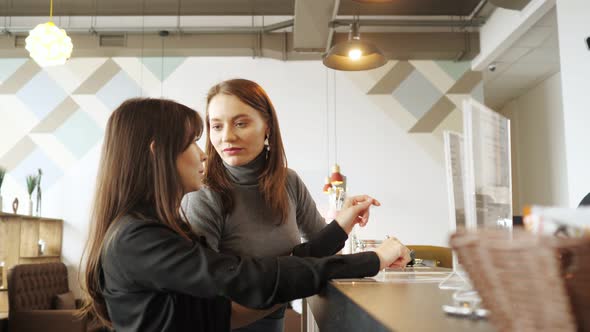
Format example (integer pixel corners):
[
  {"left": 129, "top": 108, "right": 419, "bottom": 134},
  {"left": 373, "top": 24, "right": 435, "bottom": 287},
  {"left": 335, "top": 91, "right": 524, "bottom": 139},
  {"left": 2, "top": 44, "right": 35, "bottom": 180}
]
[
  {"left": 500, "top": 72, "right": 568, "bottom": 212},
  {"left": 2, "top": 58, "right": 469, "bottom": 294},
  {"left": 555, "top": 0, "right": 590, "bottom": 206},
  {"left": 149, "top": 58, "right": 453, "bottom": 246}
]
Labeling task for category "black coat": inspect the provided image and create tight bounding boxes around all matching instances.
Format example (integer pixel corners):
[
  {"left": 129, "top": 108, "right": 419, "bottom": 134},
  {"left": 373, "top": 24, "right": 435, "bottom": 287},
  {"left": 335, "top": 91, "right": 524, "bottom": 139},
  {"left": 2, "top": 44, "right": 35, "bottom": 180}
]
[{"left": 99, "top": 216, "right": 379, "bottom": 332}]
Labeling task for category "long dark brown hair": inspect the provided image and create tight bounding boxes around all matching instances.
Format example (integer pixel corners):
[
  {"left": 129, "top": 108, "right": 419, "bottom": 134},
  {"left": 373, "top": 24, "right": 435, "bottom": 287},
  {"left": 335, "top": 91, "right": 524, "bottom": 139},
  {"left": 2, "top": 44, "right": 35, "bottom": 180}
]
[
  {"left": 204, "top": 79, "right": 289, "bottom": 223},
  {"left": 78, "top": 98, "right": 203, "bottom": 328}
]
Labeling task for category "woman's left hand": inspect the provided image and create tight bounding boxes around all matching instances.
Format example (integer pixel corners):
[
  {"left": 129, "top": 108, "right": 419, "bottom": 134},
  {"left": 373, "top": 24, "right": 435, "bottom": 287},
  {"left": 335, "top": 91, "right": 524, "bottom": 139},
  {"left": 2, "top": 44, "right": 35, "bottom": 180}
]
[{"left": 335, "top": 195, "right": 381, "bottom": 234}]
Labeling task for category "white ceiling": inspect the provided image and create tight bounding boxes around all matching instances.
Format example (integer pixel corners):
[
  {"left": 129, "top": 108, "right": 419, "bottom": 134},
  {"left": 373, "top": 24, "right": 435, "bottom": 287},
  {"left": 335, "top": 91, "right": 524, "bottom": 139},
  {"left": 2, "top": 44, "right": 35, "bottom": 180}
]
[{"left": 484, "top": 8, "right": 560, "bottom": 110}]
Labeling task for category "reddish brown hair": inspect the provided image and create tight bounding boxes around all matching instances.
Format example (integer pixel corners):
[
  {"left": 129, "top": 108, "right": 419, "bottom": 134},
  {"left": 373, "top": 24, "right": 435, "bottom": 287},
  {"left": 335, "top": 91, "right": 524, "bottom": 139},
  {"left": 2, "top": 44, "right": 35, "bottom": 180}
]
[{"left": 204, "top": 79, "right": 289, "bottom": 223}]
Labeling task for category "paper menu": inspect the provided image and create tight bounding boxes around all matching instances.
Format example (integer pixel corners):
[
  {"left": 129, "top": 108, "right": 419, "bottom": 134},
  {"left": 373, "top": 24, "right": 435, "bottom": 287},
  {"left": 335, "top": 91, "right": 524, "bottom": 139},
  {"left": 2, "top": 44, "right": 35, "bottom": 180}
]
[
  {"left": 462, "top": 99, "right": 513, "bottom": 230},
  {"left": 444, "top": 131, "right": 466, "bottom": 230}
]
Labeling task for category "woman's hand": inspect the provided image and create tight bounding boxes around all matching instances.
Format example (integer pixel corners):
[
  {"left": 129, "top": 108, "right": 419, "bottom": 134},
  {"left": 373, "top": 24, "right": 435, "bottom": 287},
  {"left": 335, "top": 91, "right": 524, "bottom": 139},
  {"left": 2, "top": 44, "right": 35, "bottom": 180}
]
[
  {"left": 374, "top": 237, "right": 412, "bottom": 270},
  {"left": 334, "top": 195, "right": 381, "bottom": 234}
]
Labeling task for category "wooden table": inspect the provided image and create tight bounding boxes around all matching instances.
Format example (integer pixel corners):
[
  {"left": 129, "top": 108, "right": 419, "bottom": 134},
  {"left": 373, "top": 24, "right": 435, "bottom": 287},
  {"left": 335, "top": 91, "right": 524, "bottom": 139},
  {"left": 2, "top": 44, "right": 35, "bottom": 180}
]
[{"left": 307, "top": 270, "right": 495, "bottom": 332}]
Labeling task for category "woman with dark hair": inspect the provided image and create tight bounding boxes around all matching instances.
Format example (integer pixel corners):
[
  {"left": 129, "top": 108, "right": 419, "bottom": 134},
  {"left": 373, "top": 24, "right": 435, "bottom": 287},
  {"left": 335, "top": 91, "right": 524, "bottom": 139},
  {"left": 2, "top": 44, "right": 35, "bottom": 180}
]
[
  {"left": 80, "top": 97, "right": 410, "bottom": 332},
  {"left": 183, "top": 78, "right": 378, "bottom": 331}
]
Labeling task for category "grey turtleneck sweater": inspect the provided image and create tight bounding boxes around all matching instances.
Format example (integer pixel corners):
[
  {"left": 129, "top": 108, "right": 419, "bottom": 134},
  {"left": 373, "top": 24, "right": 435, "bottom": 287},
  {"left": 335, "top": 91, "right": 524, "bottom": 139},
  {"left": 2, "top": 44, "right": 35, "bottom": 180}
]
[{"left": 182, "top": 153, "right": 327, "bottom": 258}]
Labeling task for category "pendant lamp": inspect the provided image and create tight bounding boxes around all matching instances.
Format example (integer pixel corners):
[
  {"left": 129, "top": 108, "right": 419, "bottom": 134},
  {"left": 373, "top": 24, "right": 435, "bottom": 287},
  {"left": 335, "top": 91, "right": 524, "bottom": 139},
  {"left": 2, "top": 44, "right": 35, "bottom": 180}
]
[
  {"left": 323, "top": 19, "right": 386, "bottom": 71},
  {"left": 322, "top": 177, "right": 333, "bottom": 194},
  {"left": 25, "top": 0, "right": 73, "bottom": 67},
  {"left": 330, "top": 164, "right": 344, "bottom": 185}
]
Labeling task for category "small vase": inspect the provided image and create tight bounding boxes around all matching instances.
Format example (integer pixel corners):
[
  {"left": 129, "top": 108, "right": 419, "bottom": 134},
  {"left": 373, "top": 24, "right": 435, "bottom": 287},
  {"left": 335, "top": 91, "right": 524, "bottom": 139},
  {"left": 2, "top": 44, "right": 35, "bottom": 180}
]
[
  {"left": 36, "top": 195, "right": 42, "bottom": 217},
  {"left": 28, "top": 198, "right": 33, "bottom": 216}
]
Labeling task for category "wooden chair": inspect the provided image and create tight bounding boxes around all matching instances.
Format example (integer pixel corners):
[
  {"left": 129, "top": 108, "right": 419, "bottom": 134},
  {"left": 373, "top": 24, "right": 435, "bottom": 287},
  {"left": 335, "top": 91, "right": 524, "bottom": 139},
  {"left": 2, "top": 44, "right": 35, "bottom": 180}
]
[{"left": 407, "top": 245, "right": 452, "bottom": 268}]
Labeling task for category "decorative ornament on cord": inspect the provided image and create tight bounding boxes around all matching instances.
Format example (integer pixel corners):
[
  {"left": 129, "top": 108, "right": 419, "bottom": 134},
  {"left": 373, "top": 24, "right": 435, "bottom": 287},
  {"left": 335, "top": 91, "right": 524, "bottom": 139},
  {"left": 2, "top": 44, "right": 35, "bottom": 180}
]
[
  {"left": 330, "top": 164, "right": 344, "bottom": 185},
  {"left": 323, "top": 164, "right": 347, "bottom": 221},
  {"left": 322, "top": 177, "right": 333, "bottom": 194}
]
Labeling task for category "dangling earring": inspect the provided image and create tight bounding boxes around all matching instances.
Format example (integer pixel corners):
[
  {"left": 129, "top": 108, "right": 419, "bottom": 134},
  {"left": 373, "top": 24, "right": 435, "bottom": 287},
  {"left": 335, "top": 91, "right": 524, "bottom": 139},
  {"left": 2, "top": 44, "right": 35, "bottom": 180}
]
[{"left": 264, "top": 134, "right": 270, "bottom": 159}]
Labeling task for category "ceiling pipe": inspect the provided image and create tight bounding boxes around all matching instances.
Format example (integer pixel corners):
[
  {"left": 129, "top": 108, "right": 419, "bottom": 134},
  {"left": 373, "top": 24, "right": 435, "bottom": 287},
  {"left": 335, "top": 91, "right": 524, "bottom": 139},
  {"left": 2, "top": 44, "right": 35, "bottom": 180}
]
[
  {"left": 330, "top": 17, "right": 486, "bottom": 28},
  {"left": 1, "top": 15, "right": 489, "bottom": 36},
  {"left": 0, "top": 18, "right": 294, "bottom": 35},
  {"left": 467, "top": 0, "right": 490, "bottom": 22}
]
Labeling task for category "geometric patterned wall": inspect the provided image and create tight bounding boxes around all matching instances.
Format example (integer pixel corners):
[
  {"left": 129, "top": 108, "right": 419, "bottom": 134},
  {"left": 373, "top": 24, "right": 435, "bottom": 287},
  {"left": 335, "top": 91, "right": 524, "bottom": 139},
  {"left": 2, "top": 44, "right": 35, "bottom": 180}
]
[
  {"left": 343, "top": 59, "right": 483, "bottom": 164},
  {"left": 0, "top": 56, "right": 480, "bottom": 196},
  {"left": 0, "top": 57, "right": 186, "bottom": 194},
  {"left": 365, "top": 60, "right": 482, "bottom": 133}
]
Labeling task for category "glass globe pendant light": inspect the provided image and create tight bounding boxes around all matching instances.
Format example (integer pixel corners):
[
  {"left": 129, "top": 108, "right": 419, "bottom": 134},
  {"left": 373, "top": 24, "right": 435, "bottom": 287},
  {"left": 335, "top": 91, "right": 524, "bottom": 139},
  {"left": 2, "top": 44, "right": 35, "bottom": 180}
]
[{"left": 25, "top": 0, "right": 73, "bottom": 67}]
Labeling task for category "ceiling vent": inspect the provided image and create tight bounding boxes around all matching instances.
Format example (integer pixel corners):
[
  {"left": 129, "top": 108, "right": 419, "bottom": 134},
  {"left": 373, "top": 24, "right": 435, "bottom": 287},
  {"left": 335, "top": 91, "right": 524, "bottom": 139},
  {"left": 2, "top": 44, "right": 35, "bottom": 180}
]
[
  {"left": 14, "top": 35, "right": 27, "bottom": 48},
  {"left": 99, "top": 34, "right": 127, "bottom": 47}
]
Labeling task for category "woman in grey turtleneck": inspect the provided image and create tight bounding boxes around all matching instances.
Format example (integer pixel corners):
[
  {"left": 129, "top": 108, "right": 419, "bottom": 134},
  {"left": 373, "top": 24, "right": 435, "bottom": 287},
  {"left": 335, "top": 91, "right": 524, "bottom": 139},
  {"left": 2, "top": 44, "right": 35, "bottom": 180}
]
[{"left": 183, "top": 79, "right": 371, "bottom": 332}]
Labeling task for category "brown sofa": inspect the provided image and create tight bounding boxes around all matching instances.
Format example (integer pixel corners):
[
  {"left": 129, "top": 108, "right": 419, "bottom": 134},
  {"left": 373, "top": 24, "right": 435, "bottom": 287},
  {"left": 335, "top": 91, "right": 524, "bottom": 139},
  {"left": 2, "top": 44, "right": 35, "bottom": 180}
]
[{"left": 7, "top": 262, "right": 87, "bottom": 332}]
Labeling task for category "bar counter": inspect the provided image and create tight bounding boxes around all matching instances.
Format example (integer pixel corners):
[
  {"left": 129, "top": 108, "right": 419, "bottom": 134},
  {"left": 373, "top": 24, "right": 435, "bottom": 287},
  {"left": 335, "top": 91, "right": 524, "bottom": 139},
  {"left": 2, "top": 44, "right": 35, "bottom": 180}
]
[{"left": 307, "top": 271, "right": 495, "bottom": 332}]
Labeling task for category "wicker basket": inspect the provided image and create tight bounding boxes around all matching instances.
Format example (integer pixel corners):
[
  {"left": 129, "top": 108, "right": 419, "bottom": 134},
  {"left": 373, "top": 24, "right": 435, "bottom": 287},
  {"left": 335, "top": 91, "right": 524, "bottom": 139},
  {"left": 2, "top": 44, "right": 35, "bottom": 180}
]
[{"left": 450, "top": 230, "right": 590, "bottom": 332}]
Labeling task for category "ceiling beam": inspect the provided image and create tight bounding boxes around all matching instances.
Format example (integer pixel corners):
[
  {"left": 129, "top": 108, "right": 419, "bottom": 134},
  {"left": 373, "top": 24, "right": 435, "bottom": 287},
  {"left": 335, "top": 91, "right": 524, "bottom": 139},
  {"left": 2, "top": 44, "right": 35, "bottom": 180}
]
[
  {"left": 0, "top": 0, "right": 295, "bottom": 16},
  {"left": 0, "top": 32, "right": 309, "bottom": 60},
  {"left": 0, "top": 31, "right": 479, "bottom": 60},
  {"left": 471, "top": 0, "right": 555, "bottom": 70},
  {"left": 293, "top": 0, "right": 338, "bottom": 52},
  {"left": 330, "top": 18, "right": 485, "bottom": 28},
  {"left": 489, "top": 0, "right": 534, "bottom": 10}
]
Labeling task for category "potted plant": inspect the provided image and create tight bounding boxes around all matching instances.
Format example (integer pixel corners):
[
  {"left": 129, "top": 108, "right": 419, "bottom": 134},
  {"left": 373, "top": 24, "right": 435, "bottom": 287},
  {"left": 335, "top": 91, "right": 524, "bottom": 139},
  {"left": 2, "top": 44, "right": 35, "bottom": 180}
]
[
  {"left": 26, "top": 174, "right": 38, "bottom": 216},
  {"left": 0, "top": 167, "right": 5, "bottom": 213}
]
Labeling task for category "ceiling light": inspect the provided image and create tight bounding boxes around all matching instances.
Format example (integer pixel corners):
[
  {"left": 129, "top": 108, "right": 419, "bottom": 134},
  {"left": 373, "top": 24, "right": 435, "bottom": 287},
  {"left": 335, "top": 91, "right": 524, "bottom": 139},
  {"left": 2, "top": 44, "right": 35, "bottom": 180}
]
[
  {"left": 348, "top": 49, "right": 362, "bottom": 60},
  {"left": 323, "top": 20, "right": 386, "bottom": 71},
  {"left": 25, "top": 0, "right": 73, "bottom": 67}
]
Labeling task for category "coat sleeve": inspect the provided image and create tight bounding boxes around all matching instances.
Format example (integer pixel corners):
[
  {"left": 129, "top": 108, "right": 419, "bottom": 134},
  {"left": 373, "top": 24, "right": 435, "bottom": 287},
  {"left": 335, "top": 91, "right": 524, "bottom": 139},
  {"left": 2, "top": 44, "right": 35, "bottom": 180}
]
[
  {"left": 291, "top": 220, "right": 348, "bottom": 257},
  {"left": 106, "top": 220, "right": 380, "bottom": 309}
]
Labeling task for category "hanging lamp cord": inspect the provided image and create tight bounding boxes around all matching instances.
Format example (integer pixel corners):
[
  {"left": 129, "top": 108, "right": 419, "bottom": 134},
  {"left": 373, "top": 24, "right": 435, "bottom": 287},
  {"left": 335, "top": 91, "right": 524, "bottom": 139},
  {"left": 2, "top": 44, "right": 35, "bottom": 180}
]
[
  {"left": 333, "top": 70, "right": 337, "bottom": 163},
  {"left": 326, "top": 68, "right": 330, "bottom": 171}
]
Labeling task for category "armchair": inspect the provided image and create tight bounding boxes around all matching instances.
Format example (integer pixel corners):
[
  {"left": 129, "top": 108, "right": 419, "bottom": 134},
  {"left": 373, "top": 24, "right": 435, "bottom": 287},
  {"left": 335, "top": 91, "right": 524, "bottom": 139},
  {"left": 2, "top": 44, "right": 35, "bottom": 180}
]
[{"left": 7, "top": 262, "right": 87, "bottom": 332}]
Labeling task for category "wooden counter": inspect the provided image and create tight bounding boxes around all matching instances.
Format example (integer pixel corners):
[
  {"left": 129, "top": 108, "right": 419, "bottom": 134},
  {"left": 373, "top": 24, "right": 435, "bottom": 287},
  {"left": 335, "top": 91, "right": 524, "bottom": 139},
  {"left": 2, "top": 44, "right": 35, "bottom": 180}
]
[{"left": 307, "top": 272, "right": 495, "bottom": 332}]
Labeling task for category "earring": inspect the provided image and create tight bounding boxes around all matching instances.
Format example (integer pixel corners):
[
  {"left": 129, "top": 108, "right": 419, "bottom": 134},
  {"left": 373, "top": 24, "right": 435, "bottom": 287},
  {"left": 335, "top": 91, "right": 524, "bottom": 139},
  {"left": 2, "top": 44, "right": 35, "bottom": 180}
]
[{"left": 264, "top": 134, "right": 270, "bottom": 159}]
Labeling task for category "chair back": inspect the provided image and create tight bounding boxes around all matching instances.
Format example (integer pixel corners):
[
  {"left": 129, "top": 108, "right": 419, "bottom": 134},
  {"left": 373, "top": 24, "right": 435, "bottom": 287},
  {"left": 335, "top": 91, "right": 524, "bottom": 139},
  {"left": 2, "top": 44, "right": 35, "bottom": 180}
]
[
  {"left": 7, "top": 262, "right": 69, "bottom": 313},
  {"left": 407, "top": 245, "right": 452, "bottom": 268}
]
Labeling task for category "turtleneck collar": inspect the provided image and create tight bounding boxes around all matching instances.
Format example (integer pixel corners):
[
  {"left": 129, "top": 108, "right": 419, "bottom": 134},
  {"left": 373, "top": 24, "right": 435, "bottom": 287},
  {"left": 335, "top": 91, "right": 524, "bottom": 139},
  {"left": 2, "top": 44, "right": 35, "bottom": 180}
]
[{"left": 223, "top": 151, "right": 266, "bottom": 185}]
